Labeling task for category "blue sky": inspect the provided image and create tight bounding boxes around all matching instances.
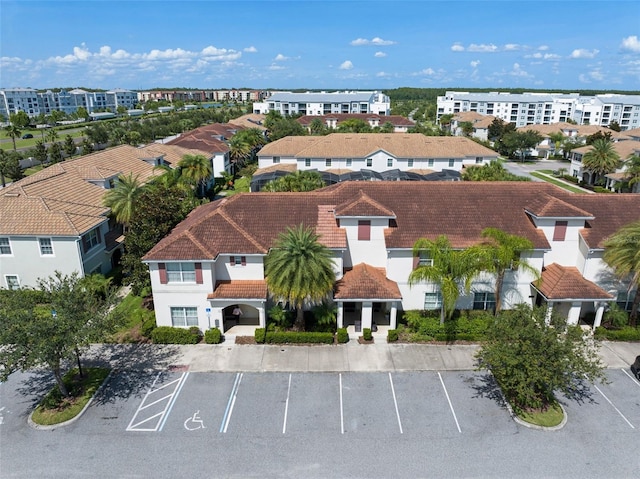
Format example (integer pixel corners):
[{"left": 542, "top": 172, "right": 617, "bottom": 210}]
[{"left": 1, "top": 0, "right": 639, "bottom": 91}]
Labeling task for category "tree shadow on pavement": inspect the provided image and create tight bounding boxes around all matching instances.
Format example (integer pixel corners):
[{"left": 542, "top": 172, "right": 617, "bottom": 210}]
[{"left": 468, "top": 372, "right": 508, "bottom": 408}]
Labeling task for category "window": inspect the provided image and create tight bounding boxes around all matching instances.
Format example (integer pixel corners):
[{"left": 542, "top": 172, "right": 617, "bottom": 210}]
[
  {"left": 428, "top": 159, "right": 434, "bottom": 167},
  {"left": 553, "top": 221, "right": 568, "bottom": 241},
  {"left": 170, "top": 306, "right": 198, "bottom": 327},
  {"left": 414, "top": 252, "right": 433, "bottom": 268},
  {"left": 424, "top": 292, "right": 442, "bottom": 310},
  {"left": 166, "top": 262, "right": 196, "bottom": 282},
  {"left": 616, "top": 291, "right": 635, "bottom": 312},
  {"left": 84, "top": 228, "right": 100, "bottom": 250},
  {"left": 366, "top": 158, "right": 372, "bottom": 167},
  {"left": 0, "top": 237, "right": 11, "bottom": 255},
  {"left": 407, "top": 159, "right": 414, "bottom": 168},
  {"left": 231, "top": 256, "right": 247, "bottom": 267},
  {"left": 475, "top": 157, "right": 483, "bottom": 164},
  {"left": 39, "top": 238, "right": 54, "bottom": 255},
  {"left": 473, "top": 292, "right": 496, "bottom": 311},
  {"left": 325, "top": 158, "right": 332, "bottom": 167},
  {"left": 448, "top": 159, "right": 455, "bottom": 168},
  {"left": 5, "top": 275, "right": 20, "bottom": 290},
  {"left": 273, "top": 156, "right": 280, "bottom": 164},
  {"left": 358, "top": 220, "right": 371, "bottom": 241},
  {"left": 346, "top": 158, "right": 352, "bottom": 167},
  {"left": 305, "top": 158, "right": 311, "bottom": 167},
  {"left": 387, "top": 158, "right": 393, "bottom": 167}
]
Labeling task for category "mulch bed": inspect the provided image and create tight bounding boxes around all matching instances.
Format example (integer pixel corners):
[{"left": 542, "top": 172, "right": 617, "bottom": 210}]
[
  {"left": 235, "top": 336, "right": 257, "bottom": 344},
  {"left": 357, "top": 336, "right": 374, "bottom": 344}
]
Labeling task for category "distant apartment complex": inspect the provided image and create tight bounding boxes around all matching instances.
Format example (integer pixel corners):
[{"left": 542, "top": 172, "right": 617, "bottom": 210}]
[
  {"left": 253, "top": 91, "right": 391, "bottom": 116},
  {"left": 437, "top": 91, "right": 640, "bottom": 131},
  {"left": 137, "top": 89, "right": 266, "bottom": 103},
  {"left": 0, "top": 88, "right": 138, "bottom": 119}
]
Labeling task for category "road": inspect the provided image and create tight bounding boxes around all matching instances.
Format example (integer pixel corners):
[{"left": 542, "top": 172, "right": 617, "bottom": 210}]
[
  {"left": 503, "top": 158, "right": 572, "bottom": 181},
  {"left": 1, "top": 367, "right": 639, "bottom": 478}
]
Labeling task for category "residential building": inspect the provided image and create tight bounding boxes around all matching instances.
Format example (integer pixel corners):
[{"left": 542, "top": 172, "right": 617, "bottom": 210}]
[
  {"left": 253, "top": 91, "right": 391, "bottom": 116},
  {"left": 297, "top": 114, "right": 415, "bottom": 133},
  {"left": 569, "top": 140, "right": 640, "bottom": 188},
  {"left": 0, "top": 88, "right": 42, "bottom": 119},
  {"left": 143, "top": 182, "right": 640, "bottom": 338},
  {"left": 136, "top": 89, "right": 267, "bottom": 104},
  {"left": 256, "top": 133, "right": 498, "bottom": 174},
  {"left": 0, "top": 143, "right": 206, "bottom": 289},
  {"left": 448, "top": 112, "right": 496, "bottom": 141},
  {"left": 437, "top": 91, "right": 640, "bottom": 130}
]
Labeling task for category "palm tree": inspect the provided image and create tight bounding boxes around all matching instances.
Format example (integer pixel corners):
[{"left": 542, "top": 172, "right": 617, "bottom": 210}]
[
  {"left": 264, "top": 225, "right": 336, "bottom": 331},
  {"left": 582, "top": 139, "right": 620, "bottom": 185},
  {"left": 603, "top": 220, "right": 640, "bottom": 326},
  {"left": 45, "top": 128, "right": 59, "bottom": 145},
  {"left": 0, "top": 149, "right": 8, "bottom": 187},
  {"left": 178, "top": 154, "right": 212, "bottom": 197},
  {"left": 409, "top": 235, "right": 483, "bottom": 324},
  {"left": 623, "top": 155, "right": 640, "bottom": 193},
  {"left": 103, "top": 173, "right": 143, "bottom": 231},
  {"left": 548, "top": 132, "right": 564, "bottom": 157},
  {"left": 229, "top": 136, "right": 252, "bottom": 170},
  {"left": 4, "top": 124, "right": 21, "bottom": 151},
  {"left": 477, "top": 228, "right": 539, "bottom": 312}
]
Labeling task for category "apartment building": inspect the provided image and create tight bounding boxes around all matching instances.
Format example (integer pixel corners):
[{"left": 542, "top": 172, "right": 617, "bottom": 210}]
[
  {"left": 297, "top": 114, "right": 415, "bottom": 133},
  {"left": 136, "top": 89, "right": 266, "bottom": 103},
  {"left": 253, "top": 91, "right": 391, "bottom": 116},
  {"left": 437, "top": 91, "right": 640, "bottom": 131}
]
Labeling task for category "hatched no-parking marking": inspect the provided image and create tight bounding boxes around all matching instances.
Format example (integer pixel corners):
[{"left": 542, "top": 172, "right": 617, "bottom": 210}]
[{"left": 126, "top": 370, "right": 189, "bottom": 432}]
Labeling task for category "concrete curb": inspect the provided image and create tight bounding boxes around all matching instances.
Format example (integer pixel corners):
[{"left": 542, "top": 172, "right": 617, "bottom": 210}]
[
  {"left": 28, "top": 369, "right": 114, "bottom": 431},
  {"left": 502, "top": 395, "right": 568, "bottom": 431}
]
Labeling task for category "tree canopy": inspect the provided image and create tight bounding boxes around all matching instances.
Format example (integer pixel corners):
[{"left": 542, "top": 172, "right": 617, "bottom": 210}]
[
  {"left": 582, "top": 139, "right": 620, "bottom": 184},
  {"left": 261, "top": 170, "right": 325, "bottom": 192}
]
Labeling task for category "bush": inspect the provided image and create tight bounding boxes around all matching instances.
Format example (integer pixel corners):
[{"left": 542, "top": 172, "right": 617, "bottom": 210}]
[
  {"left": 254, "top": 327, "right": 266, "bottom": 343},
  {"left": 151, "top": 326, "right": 201, "bottom": 344},
  {"left": 594, "top": 186, "right": 613, "bottom": 193},
  {"left": 562, "top": 174, "right": 579, "bottom": 184},
  {"left": 336, "top": 328, "right": 349, "bottom": 344},
  {"left": 268, "top": 304, "right": 293, "bottom": 329},
  {"left": 603, "top": 304, "right": 629, "bottom": 329},
  {"left": 204, "top": 327, "right": 223, "bottom": 344},
  {"left": 141, "top": 317, "right": 157, "bottom": 338},
  {"left": 400, "top": 309, "right": 493, "bottom": 342},
  {"left": 264, "top": 331, "right": 334, "bottom": 344},
  {"left": 363, "top": 328, "right": 372, "bottom": 341},
  {"left": 189, "top": 326, "right": 203, "bottom": 342},
  {"left": 387, "top": 329, "right": 398, "bottom": 342},
  {"left": 594, "top": 326, "right": 640, "bottom": 341}
]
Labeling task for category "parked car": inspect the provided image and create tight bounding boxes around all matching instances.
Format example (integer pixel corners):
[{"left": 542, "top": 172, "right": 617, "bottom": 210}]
[
  {"left": 631, "top": 355, "right": 640, "bottom": 380},
  {"left": 21, "top": 133, "right": 33, "bottom": 139}
]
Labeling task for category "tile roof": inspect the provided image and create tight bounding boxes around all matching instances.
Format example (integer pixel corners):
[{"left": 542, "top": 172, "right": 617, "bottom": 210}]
[
  {"left": 533, "top": 264, "right": 613, "bottom": 300},
  {"left": 525, "top": 194, "right": 594, "bottom": 218},
  {"left": 257, "top": 133, "right": 498, "bottom": 160},
  {"left": 334, "top": 264, "right": 402, "bottom": 300},
  {"left": 143, "top": 181, "right": 640, "bottom": 262},
  {"left": 334, "top": 190, "right": 396, "bottom": 218},
  {"left": 229, "top": 114, "right": 267, "bottom": 131},
  {"left": 0, "top": 144, "right": 200, "bottom": 236},
  {"left": 571, "top": 140, "right": 640, "bottom": 159},
  {"left": 207, "top": 280, "right": 267, "bottom": 300},
  {"left": 517, "top": 122, "right": 629, "bottom": 140}
]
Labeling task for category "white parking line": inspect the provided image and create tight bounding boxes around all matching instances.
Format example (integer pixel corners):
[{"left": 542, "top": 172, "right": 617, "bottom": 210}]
[
  {"left": 339, "top": 373, "right": 344, "bottom": 435},
  {"left": 621, "top": 368, "right": 640, "bottom": 388},
  {"left": 220, "top": 372, "right": 243, "bottom": 433},
  {"left": 388, "top": 373, "right": 403, "bottom": 434},
  {"left": 438, "top": 372, "right": 461, "bottom": 433},
  {"left": 282, "top": 373, "right": 292, "bottom": 434},
  {"left": 593, "top": 383, "right": 635, "bottom": 429},
  {"left": 126, "top": 371, "right": 189, "bottom": 432}
]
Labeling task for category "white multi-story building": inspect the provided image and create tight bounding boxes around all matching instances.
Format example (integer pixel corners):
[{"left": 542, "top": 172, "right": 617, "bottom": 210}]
[
  {"left": 143, "top": 181, "right": 640, "bottom": 338},
  {"left": 0, "top": 88, "right": 42, "bottom": 119},
  {"left": 253, "top": 91, "right": 391, "bottom": 116},
  {"left": 437, "top": 91, "right": 640, "bottom": 131}
]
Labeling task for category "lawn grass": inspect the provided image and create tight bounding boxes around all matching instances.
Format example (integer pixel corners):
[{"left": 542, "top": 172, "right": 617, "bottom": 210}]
[
  {"left": 530, "top": 171, "right": 587, "bottom": 193},
  {"left": 517, "top": 402, "right": 564, "bottom": 427},
  {"left": 31, "top": 367, "right": 110, "bottom": 426}
]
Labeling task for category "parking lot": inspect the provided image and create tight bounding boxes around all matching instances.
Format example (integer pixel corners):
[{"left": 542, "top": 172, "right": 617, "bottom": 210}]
[{"left": 2, "top": 367, "right": 639, "bottom": 478}]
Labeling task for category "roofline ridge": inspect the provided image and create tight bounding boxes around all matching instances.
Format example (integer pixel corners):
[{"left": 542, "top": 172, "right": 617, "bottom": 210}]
[
  {"left": 217, "top": 208, "right": 268, "bottom": 252},
  {"left": 183, "top": 230, "right": 216, "bottom": 258}
]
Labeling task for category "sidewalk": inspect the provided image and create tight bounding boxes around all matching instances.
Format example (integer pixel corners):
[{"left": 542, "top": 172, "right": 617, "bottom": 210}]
[{"left": 88, "top": 340, "right": 639, "bottom": 373}]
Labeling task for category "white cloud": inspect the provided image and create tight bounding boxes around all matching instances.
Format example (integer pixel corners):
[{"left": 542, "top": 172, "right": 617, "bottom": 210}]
[
  {"left": 621, "top": 35, "right": 640, "bottom": 52},
  {"left": 274, "top": 53, "right": 289, "bottom": 61},
  {"left": 450, "top": 43, "right": 464, "bottom": 52},
  {"left": 510, "top": 63, "right": 531, "bottom": 77},
  {"left": 244, "top": 46, "right": 258, "bottom": 53},
  {"left": 376, "top": 71, "right": 389, "bottom": 77},
  {"left": 525, "top": 52, "right": 561, "bottom": 60},
  {"left": 538, "top": 45, "right": 549, "bottom": 51},
  {"left": 268, "top": 63, "right": 285, "bottom": 70},
  {"left": 470, "top": 60, "right": 480, "bottom": 68},
  {"left": 504, "top": 44, "right": 521, "bottom": 51},
  {"left": 468, "top": 43, "right": 498, "bottom": 53},
  {"left": 570, "top": 49, "right": 599, "bottom": 59},
  {"left": 417, "top": 68, "right": 435, "bottom": 75},
  {"left": 374, "top": 51, "right": 386, "bottom": 58},
  {"left": 339, "top": 60, "right": 353, "bottom": 70},
  {"left": 350, "top": 37, "right": 396, "bottom": 46}
]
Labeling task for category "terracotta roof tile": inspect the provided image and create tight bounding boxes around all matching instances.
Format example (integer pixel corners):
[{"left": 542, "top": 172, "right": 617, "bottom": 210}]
[
  {"left": 334, "top": 190, "right": 396, "bottom": 218},
  {"left": 525, "top": 194, "right": 594, "bottom": 218},
  {"left": 207, "top": 280, "right": 267, "bottom": 300},
  {"left": 334, "top": 264, "right": 402, "bottom": 300},
  {"left": 533, "top": 264, "right": 613, "bottom": 300}
]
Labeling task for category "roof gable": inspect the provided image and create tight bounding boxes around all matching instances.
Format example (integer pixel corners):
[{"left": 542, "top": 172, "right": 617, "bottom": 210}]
[{"left": 334, "top": 190, "right": 395, "bottom": 218}]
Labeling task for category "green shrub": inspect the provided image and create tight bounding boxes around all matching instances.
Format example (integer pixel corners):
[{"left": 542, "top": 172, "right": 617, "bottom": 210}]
[
  {"left": 594, "top": 186, "right": 613, "bottom": 193},
  {"left": 141, "top": 317, "right": 157, "bottom": 338},
  {"left": 204, "top": 327, "right": 223, "bottom": 344},
  {"left": 594, "top": 326, "right": 640, "bottom": 341},
  {"left": 189, "top": 326, "right": 203, "bottom": 343},
  {"left": 336, "top": 328, "right": 349, "bottom": 343},
  {"left": 387, "top": 329, "right": 398, "bottom": 342},
  {"left": 562, "top": 174, "right": 579, "bottom": 184},
  {"left": 254, "top": 327, "right": 266, "bottom": 343},
  {"left": 151, "top": 326, "right": 201, "bottom": 344},
  {"left": 400, "top": 309, "right": 492, "bottom": 342},
  {"left": 268, "top": 304, "right": 293, "bottom": 329},
  {"left": 363, "top": 328, "right": 372, "bottom": 341},
  {"left": 264, "top": 331, "right": 334, "bottom": 344},
  {"left": 604, "top": 304, "right": 629, "bottom": 329}
]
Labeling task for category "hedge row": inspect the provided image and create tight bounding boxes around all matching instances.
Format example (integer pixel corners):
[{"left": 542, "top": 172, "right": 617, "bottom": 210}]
[
  {"left": 403, "top": 310, "right": 493, "bottom": 341},
  {"left": 594, "top": 326, "right": 640, "bottom": 341},
  {"left": 264, "top": 331, "right": 334, "bottom": 344},
  {"left": 204, "top": 328, "right": 223, "bottom": 344},
  {"left": 151, "top": 326, "right": 202, "bottom": 344},
  {"left": 336, "top": 328, "right": 349, "bottom": 344}
]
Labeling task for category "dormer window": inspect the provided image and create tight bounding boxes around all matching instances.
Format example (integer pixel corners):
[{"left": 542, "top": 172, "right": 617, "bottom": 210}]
[{"left": 358, "top": 220, "right": 371, "bottom": 241}]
